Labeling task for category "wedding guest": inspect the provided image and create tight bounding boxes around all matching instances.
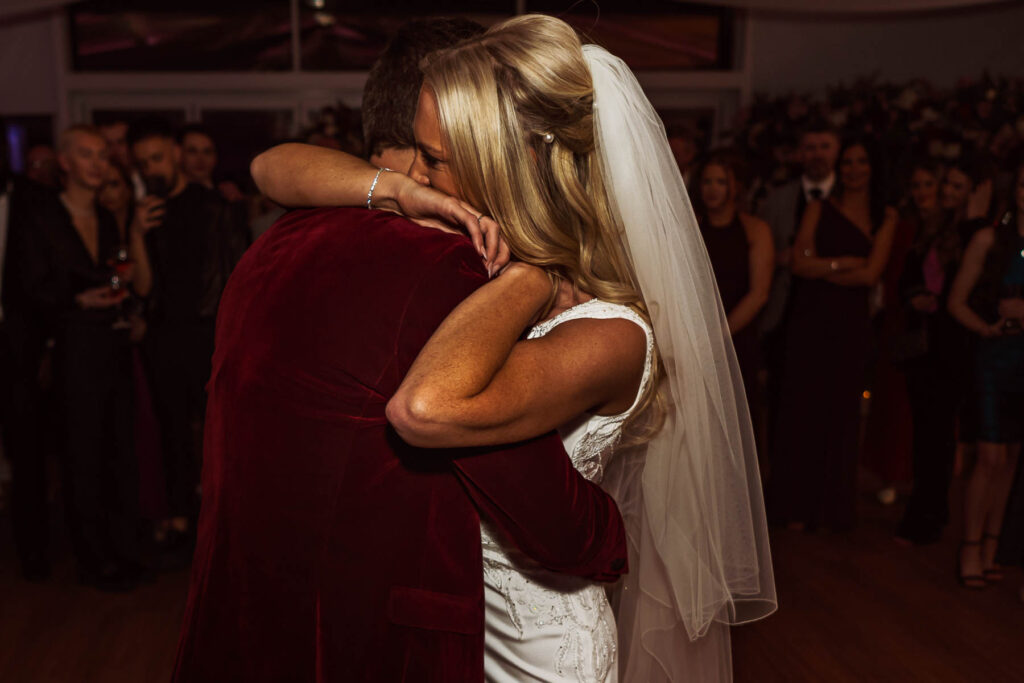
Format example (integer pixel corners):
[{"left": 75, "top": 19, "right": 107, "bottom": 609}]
[
  {"left": 18, "top": 126, "right": 141, "bottom": 590},
  {"left": 863, "top": 160, "right": 943, "bottom": 504},
  {"left": 178, "top": 124, "right": 245, "bottom": 204},
  {"left": 942, "top": 155, "right": 994, "bottom": 244},
  {"left": 759, "top": 121, "right": 840, "bottom": 460},
  {"left": 942, "top": 155, "right": 995, "bottom": 452},
  {"left": 98, "top": 160, "right": 134, "bottom": 242},
  {"left": 694, "top": 151, "right": 774, "bottom": 458},
  {"left": 25, "top": 144, "right": 59, "bottom": 189},
  {"left": 179, "top": 125, "right": 217, "bottom": 190},
  {"left": 667, "top": 123, "right": 701, "bottom": 185},
  {"left": 948, "top": 162, "right": 1024, "bottom": 588},
  {"left": 0, "top": 128, "right": 53, "bottom": 580},
  {"left": 769, "top": 136, "right": 898, "bottom": 532},
  {"left": 895, "top": 160, "right": 970, "bottom": 545},
  {"left": 129, "top": 117, "right": 249, "bottom": 562},
  {"left": 99, "top": 118, "right": 145, "bottom": 199},
  {"left": 98, "top": 120, "right": 131, "bottom": 169},
  {"left": 97, "top": 160, "right": 166, "bottom": 524}
]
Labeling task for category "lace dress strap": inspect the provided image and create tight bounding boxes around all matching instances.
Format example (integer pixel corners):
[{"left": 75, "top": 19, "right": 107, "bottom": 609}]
[{"left": 528, "top": 299, "right": 655, "bottom": 419}]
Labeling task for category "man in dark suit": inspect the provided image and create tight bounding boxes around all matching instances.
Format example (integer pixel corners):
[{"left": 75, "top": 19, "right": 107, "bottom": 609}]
[
  {"left": 758, "top": 121, "right": 840, "bottom": 450},
  {"left": 759, "top": 121, "right": 841, "bottom": 339},
  {"left": 128, "top": 117, "right": 250, "bottom": 556}
]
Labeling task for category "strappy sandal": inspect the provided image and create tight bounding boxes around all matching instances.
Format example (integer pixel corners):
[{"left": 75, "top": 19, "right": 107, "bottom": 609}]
[
  {"left": 982, "top": 534, "right": 1005, "bottom": 582},
  {"left": 957, "top": 540, "right": 986, "bottom": 590}
]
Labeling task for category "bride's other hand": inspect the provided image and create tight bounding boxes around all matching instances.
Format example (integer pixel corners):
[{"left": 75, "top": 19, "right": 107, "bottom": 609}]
[{"left": 250, "top": 143, "right": 509, "bottom": 273}]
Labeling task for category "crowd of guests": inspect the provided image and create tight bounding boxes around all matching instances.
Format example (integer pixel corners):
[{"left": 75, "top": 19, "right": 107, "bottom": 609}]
[
  {"left": 1, "top": 66, "right": 1023, "bottom": 599},
  {"left": 0, "top": 117, "right": 249, "bottom": 590},
  {"left": 686, "top": 75, "right": 1024, "bottom": 596}
]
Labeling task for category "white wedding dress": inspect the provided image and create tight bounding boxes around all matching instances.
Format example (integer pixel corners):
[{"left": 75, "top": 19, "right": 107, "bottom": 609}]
[{"left": 482, "top": 299, "right": 654, "bottom": 683}]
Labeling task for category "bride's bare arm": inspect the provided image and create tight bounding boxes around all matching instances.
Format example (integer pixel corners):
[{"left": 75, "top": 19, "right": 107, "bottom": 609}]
[
  {"left": 251, "top": 143, "right": 504, "bottom": 266},
  {"left": 252, "top": 143, "right": 398, "bottom": 209},
  {"left": 387, "top": 263, "right": 647, "bottom": 448}
]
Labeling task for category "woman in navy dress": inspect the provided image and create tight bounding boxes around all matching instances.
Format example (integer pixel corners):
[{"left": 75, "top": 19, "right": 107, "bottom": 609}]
[
  {"left": 769, "top": 138, "right": 898, "bottom": 532},
  {"left": 949, "top": 162, "right": 1024, "bottom": 588}
]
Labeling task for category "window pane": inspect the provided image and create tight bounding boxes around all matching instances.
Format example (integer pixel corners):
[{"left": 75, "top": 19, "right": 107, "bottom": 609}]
[
  {"left": 527, "top": 1, "right": 733, "bottom": 70},
  {"left": 199, "top": 109, "right": 294, "bottom": 185},
  {"left": 92, "top": 110, "right": 188, "bottom": 130},
  {"left": 71, "top": 0, "right": 293, "bottom": 72},
  {"left": 298, "top": 0, "right": 515, "bottom": 71}
]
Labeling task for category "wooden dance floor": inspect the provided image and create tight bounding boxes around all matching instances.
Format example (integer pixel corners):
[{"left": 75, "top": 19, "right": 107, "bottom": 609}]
[{"left": 1, "top": 493, "right": 1022, "bottom": 682}]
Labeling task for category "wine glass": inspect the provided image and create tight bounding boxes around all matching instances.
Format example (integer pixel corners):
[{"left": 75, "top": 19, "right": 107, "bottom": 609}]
[{"left": 110, "top": 246, "right": 133, "bottom": 330}]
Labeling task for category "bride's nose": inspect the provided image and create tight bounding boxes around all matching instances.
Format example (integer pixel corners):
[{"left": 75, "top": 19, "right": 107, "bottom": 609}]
[{"left": 408, "top": 154, "right": 431, "bottom": 187}]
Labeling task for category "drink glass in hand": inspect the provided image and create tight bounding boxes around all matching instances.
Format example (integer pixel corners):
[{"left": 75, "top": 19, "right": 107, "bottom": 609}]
[{"left": 109, "top": 254, "right": 132, "bottom": 330}]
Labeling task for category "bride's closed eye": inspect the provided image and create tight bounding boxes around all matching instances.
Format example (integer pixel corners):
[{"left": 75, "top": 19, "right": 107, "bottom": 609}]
[{"left": 418, "top": 146, "right": 444, "bottom": 169}]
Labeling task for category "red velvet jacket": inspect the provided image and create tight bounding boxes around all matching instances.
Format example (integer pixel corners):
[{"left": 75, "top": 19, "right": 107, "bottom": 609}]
[{"left": 171, "top": 208, "right": 628, "bottom": 683}]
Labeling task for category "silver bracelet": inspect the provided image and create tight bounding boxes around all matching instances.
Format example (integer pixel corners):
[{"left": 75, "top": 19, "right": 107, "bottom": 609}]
[{"left": 366, "top": 167, "right": 392, "bottom": 210}]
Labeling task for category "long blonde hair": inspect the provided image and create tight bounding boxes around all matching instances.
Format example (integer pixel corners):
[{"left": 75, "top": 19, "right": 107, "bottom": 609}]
[{"left": 422, "top": 14, "right": 663, "bottom": 439}]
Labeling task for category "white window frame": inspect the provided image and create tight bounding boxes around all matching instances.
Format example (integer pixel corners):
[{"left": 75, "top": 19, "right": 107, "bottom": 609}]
[{"left": 52, "top": 4, "right": 754, "bottom": 145}]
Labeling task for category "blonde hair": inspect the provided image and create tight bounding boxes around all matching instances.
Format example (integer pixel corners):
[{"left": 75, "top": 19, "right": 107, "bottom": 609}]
[
  {"left": 422, "top": 14, "right": 663, "bottom": 440},
  {"left": 59, "top": 124, "right": 107, "bottom": 154}
]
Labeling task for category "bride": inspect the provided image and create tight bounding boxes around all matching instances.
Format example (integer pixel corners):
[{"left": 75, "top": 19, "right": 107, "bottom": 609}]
[{"left": 252, "top": 14, "right": 775, "bottom": 682}]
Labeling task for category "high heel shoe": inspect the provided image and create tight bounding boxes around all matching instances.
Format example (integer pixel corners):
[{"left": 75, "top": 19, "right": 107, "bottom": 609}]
[
  {"left": 957, "top": 540, "right": 986, "bottom": 590},
  {"left": 982, "top": 534, "right": 1005, "bottom": 582}
]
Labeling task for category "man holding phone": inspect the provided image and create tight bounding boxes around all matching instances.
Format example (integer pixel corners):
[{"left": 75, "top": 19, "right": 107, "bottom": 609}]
[{"left": 128, "top": 118, "right": 249, "bottom": 563}]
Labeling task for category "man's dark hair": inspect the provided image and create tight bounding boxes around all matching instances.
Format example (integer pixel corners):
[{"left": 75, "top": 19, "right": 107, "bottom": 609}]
[
  {"left": 127, "top": 116, "right": 176, "bottom": 149},
  {"left": 177, "top": 123, "right": 215, "bottom": 146},
  {"left": 798, "top": 118, "right": 840, "bottom": 141},
  {"left": 361, "top": 17, "right": 485, "bottom": 160}
]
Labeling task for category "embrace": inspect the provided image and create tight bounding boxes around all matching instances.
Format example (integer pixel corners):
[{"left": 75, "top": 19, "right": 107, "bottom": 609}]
[{"left": 172, "top": 15, "right": 775, "bottom": 683}]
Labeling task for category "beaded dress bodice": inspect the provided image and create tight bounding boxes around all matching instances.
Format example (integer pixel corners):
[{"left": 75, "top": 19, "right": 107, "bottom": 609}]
[{"left": 481, "top": 299, "right": 654, "bottom": 682}]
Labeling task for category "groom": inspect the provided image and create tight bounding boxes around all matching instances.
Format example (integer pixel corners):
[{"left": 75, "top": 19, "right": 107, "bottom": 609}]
[{"left": 171, "top": 20, "right": 629, "bottom": 683}]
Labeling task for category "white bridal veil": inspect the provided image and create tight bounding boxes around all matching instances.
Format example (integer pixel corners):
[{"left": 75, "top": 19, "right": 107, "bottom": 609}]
[{"left": 583, "top": 45, "right": 777, "bottom": 682}]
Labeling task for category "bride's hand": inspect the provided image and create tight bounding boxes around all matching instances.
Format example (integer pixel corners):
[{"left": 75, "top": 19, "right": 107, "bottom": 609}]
[{"left": 387, "top": 173, "right": 510, "bottom": 276}]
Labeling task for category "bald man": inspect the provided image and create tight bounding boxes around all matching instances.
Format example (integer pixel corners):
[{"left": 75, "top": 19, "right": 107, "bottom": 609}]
[{"left": 17, "top": 126, "right": 142, "bottom": 590}]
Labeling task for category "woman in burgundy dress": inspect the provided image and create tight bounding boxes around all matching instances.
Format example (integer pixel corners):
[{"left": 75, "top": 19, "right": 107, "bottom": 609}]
[
  {"left": 694, "top": 152, "right": 774, "bottom": 463},
  {"left": 769, "top": 138, "right": 898, "bottom": 532},
  {"left": 861, "top": 161, "right": 943, "bottom": 502}
]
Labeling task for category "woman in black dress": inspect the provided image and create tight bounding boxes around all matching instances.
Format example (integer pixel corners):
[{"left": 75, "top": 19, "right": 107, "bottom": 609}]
[
  {"left": 694, "top": 152, "right": 774, "bottom": 461},
  {"left": 769, "top": 137, "right": 898, "bottom": 531},
  {"left": 895, "top": 160, "right": 970, "bottom": 545}
]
